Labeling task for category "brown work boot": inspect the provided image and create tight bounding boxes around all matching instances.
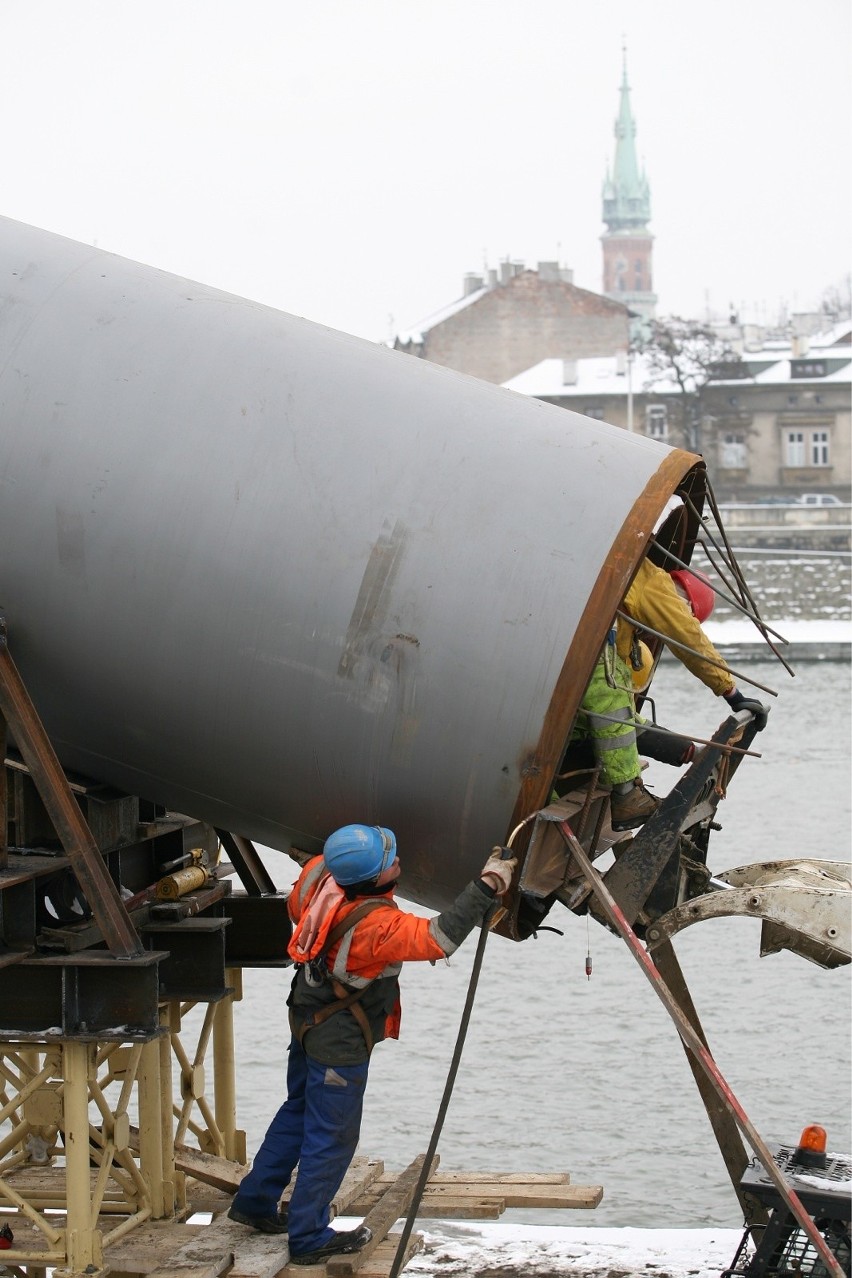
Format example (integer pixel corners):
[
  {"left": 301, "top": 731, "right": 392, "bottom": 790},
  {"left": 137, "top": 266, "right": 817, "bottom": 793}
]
[{"left": 609, "top": 779, "right": 659, "bottom": 831}]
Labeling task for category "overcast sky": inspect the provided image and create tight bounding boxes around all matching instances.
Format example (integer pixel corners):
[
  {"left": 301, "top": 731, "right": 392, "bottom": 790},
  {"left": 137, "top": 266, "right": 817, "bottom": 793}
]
[{"left": 1, "top": 1, "right": 849, "bottom": 343}]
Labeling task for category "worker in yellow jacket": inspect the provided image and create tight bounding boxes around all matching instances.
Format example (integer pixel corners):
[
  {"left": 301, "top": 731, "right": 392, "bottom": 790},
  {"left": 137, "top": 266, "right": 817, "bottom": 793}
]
[{"left": 573, "top": 559, "right": 767, "bottom": 831}]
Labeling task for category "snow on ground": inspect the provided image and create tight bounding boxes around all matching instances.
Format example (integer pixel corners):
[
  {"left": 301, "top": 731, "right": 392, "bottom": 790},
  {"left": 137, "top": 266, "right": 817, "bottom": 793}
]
[
  {"left": 403, "top": 1221, "right": 743, "bottom": 1276},
  {"left": 705, "top": 617, "right": 851, "bottom": 646},
  {"left": 334, "top": 1219, "right": 743, "bottom": 1277}
]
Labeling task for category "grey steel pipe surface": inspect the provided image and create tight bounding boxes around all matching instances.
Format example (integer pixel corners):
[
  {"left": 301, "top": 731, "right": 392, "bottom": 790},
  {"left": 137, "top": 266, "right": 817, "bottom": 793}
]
[{"left": 0, "top": 217, "right": 700, "bottom": 923}]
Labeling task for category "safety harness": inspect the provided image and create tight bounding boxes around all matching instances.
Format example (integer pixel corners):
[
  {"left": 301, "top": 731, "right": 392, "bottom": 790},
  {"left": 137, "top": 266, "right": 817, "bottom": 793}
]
[{"left": 289, "top": 898, "right": 396, "bottom": 1055}]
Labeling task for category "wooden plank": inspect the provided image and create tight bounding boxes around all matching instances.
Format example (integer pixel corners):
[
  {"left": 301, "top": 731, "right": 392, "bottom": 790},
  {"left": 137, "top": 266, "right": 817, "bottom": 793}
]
[
  {"left": 185, "top": 1184, "right": 234, "bottom": 1217},
  {"left": 280, "top": 1230, "right": 425, "bottom": 1278},
  {"left": 148, "top": 1223, "right": 235, "bottom": 1278},
  {"left": 409, "top": 1182, "right": 600, "bottom": 1208},
  {"left": 427, "top": 1182, "right": 602, "bottom": 1210},
  {"left": 369, "top": 1170, "right": 571, "bottom": 1185},
  {"left": 107, "top": 1223, "right": 207, "bottom": 1274},
  {"left": 356, "top": 1229, "right": 424, "bottom": 1278},
  {"left": 228, "top": 1232, "right": 293, "bottom": 1278},
  {"left": 147, "top": 1212, "right": 298, "bottom": 1278},
  {"left": 406, "top": 1196, "right": 502, "bottom": 1219},
  {"left": 348, "top": 1181, "right": 603, "bottom": 1214},
  {"left": 128, "top": 1128, "right": 247, "bottom": 1195},
  {"left": 326, "top": 1153, "right": 437, "bottom": 1277},
  {"left": 146, "top": 1263, "right": 230, "bottom": 1278},
  {"left": 173, "top": 1145, "right": 245, "bottom": 1193},
  {"left": 330, "top": 1157, "right": 385, "bottom": 1216}
]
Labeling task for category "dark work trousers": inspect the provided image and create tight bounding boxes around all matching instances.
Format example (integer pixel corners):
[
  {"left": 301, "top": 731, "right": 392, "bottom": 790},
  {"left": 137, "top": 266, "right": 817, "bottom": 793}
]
[{"left": 230, "top": 1034, "right": 369, "bottom": 1255}]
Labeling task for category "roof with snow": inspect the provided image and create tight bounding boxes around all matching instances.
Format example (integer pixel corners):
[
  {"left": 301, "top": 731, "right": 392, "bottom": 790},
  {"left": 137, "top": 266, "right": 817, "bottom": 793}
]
[
  {"left": 503, "top": 327, "right": 852, "bottom": 399},
  {"left": 394, "top": 285, "right": 490, "bottom": 346},
  {"left": 504, "top": 353, "right": 675, "bottom": 398}
]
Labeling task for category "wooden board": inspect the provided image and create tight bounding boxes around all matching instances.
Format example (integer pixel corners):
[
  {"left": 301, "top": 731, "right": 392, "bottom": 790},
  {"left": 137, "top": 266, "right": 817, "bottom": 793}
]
[
  {"left": 106, "top": 1223, "right": 208, "bottom": 1274},
  {"left": 326, "top": 1154, "right": 437, "bottom": 1276},
  {"left": 346, "top": 1229, "right": 424, "bottom": 1278},
  {"left": 173, "top": 1145, "right": 245, "bottom": 1194},
  {"left": 185, "top": 1184, "right": 234, "bottom": 1217},
  {"left": 146, "top": 1217, "right": 292, "bottom": 1278},
  {"left": 29, "top": 1154, "right": 601, "bottom": 1278},
  {"left": 372, "top": 1169, "right": 572, "bottom": 1185},
  {"left": 280, "top": 1230, "right": 424, "bottom": 1278},
  {"left": 348, "top": 1178, "right": 603, "bottom": 1213}
]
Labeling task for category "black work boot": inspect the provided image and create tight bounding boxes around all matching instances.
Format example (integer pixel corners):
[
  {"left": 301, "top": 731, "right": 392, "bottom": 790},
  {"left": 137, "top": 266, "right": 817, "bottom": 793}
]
[
  {"left": 289, "top": 1224, "right": 372, "bottom": 1266},
  {"left": 610, "top": 779, "right": 659, "bottom": 831},
  {"left": 227, "top": 1202, "right": 289, "bottom": 1233}
]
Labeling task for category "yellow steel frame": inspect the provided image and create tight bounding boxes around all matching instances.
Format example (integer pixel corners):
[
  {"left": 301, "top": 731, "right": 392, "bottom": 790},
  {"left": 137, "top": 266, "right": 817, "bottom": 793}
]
[{"left": 0, "top": 970, "right": 244, "bottom": 1278}]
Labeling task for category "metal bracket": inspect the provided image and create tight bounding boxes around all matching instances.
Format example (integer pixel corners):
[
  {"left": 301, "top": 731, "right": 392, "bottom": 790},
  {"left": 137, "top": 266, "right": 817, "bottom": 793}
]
[{"left": 646, "top": 858, "right": 851, "bottom": 969}]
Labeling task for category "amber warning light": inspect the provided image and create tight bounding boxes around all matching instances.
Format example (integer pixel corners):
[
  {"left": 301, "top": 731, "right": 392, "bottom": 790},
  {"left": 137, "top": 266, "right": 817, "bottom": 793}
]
[{"left": 794, "top": 1124, "right": 828, "bottom": 1169}]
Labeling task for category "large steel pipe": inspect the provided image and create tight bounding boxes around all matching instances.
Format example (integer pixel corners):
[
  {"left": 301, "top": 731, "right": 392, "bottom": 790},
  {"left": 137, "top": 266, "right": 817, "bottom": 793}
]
[{"left": 0, "top": 217, "right": 701, "bottom": 925}]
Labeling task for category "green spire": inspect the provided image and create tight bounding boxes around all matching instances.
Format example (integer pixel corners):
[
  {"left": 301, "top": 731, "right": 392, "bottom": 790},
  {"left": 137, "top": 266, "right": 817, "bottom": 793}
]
[{"left": 602, "top": 49, "right": 651, "bottom": 231}]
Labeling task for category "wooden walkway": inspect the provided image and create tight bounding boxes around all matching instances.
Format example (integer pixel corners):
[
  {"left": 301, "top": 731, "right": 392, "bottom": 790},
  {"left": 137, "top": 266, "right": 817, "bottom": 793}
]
[{"left": 99, "top": 1153, "right": 604, "bottom": 1278}]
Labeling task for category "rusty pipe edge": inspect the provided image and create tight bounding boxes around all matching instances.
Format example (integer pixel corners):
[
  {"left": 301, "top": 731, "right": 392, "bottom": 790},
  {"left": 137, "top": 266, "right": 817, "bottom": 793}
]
[{"left": 496, "top": 452, "right": 706, "bottom": 940}]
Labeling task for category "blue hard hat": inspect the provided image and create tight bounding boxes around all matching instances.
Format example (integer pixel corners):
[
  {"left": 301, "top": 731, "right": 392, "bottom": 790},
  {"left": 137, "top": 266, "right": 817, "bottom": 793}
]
[{"left": 322, "top": 824, "right": 397, "bottom": 886}]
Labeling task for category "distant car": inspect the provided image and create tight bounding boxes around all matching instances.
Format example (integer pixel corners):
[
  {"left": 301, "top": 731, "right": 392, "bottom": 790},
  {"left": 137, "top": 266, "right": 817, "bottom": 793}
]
[{"left": 794, "top": 493, "right": 844, "bottom": 506}]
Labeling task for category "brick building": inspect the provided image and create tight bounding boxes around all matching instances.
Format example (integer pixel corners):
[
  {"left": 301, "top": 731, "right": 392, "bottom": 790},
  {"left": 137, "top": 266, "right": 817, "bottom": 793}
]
[{"left": 393, "top": 262, "right": 630, "bottom": 385}]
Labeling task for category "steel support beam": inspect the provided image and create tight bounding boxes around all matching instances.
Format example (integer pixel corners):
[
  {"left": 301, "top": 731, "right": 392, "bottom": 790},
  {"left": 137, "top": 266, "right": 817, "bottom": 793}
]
[
  {"left": 0, "top": 624, "right": 141, "bottom": 957},
  {"left": 216, "top": 829, "right": 278, "bottom": 895}
]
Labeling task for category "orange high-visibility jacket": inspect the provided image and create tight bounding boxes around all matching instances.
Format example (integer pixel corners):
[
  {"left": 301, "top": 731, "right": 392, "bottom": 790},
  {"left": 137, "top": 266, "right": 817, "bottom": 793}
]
[
  {"left": 288, "top": 856, "right": 446, "bottom": 982},
  {"left": 286, "top": 856, "right": 493, "bottom": 1064}
]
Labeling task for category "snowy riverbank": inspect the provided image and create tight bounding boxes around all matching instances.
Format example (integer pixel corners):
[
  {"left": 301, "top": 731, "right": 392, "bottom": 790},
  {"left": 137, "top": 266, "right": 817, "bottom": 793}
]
[
  {"left": 395, "top": 1221, "right": 743, "bottom": 1276},
  {"left": 704, "top": 617, "right": 850, "bottom": 660}
]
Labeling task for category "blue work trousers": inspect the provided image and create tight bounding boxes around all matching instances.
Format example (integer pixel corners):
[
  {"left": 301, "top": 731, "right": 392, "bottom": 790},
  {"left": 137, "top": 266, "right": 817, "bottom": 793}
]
[{"left": 230, "top": 1035, "right": 369, "bottom": 1255}]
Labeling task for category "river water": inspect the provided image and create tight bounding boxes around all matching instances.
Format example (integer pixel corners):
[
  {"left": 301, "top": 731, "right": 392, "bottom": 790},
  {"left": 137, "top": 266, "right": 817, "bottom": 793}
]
[{"left": 229, "top": 553, "right": 851, "bottom": 1232}]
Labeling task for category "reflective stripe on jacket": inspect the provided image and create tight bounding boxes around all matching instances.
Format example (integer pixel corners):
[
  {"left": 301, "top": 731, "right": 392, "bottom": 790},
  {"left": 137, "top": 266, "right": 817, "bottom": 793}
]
[
  {"left": 286, "top": 857, "right": 494, "bottom": 1064},
  {"left": 288, "top": 856, "right": 446, "bottom": 987}
]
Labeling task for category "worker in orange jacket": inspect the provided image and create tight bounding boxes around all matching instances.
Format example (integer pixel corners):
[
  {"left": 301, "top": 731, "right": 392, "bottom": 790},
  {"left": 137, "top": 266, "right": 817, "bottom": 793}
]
[
  {"left": 572, "top": 559, "right": 767, "bottom": 831},
  {"left": 228, "top": 824, "right": 515, "bottom": 1267}
]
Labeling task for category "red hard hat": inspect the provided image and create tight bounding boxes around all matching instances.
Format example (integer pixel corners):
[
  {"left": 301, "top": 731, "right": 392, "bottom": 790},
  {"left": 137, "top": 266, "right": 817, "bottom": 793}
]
[{"left": 670, "top": 569, "right": 715, "bottom": 622}]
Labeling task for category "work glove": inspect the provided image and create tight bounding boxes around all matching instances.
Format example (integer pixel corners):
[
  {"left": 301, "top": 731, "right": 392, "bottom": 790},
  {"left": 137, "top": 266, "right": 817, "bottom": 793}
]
[
  {"left": 479, "top": 847, "right": 517, "bottom": 896},
  {"left": 724, "top": 687, "right": 769, "bottom": 731}
]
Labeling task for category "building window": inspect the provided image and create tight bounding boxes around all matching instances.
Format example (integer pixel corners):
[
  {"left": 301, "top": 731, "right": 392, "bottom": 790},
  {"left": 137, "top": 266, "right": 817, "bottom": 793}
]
[
  {"left": 811, "top": 430, "right": 830, "bottom": 466},
  {"left": 786, "top": 429, "right": 831, "bottom": 467},
  {"left": 786, "top": 431, "right": 806, "bottom": 466},
  {"left": 645, "top": 405, "right": 668, "bottom": 440},
  {"left": 583, "top": 406, "right": 605, "bottom": 420},
  {"left": 721, "top": 433, "right": 747, "bottom": 468},
  {"left": 790, "top": 358, "right": 827, "bottom": 379}
]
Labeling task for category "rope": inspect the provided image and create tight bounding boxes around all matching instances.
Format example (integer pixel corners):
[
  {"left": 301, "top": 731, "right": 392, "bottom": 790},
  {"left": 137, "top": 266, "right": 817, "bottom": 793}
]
[{"left": 388, "top": 913, "right": 492, "bottom": 1278}]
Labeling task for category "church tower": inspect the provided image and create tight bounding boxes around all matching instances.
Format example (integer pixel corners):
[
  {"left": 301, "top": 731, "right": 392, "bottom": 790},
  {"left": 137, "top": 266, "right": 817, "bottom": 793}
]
[{"left": 601, "top": 50, "right": 656, "bottom": 321}]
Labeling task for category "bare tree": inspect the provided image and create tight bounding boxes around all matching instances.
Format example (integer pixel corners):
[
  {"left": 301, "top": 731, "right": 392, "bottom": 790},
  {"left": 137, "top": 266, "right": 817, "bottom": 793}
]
[
  {"left": 820, "top": 274, "right": 851, "bottom": 322},
  {"left": 638, "top": 316, "right": 747, "bottom": 456}
]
